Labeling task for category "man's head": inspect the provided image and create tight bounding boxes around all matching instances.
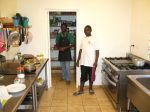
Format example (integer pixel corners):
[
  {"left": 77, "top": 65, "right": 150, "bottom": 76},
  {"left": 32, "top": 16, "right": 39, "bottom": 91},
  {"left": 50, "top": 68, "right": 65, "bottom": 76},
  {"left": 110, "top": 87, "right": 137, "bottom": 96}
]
[
  {"left": 84, "top": 25, "right": 92, "bottom": 36},
  {"left": 61, "top": 23, "right": 67, "bottom": 33}
]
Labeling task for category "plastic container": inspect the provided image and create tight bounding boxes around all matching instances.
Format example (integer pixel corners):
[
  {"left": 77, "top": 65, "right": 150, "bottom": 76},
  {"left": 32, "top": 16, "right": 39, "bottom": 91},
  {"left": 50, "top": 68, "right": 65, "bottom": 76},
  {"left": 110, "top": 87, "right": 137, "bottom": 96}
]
[
  {"left": 17, "top": 74, "right": 25, "bottom": 79},
  {"left": 16, "top": 66, "right": 24, "bottom": 73},
  {"left": 16, "top": 66, "right": 25, "bottom": 79}
]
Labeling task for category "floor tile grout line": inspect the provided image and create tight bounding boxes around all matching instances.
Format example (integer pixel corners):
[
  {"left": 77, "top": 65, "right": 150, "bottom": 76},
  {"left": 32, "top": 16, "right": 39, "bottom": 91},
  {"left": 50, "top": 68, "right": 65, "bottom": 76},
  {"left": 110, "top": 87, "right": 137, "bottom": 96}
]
[
  {"left": 40, "top": 70, "right": 116, "bottom": 112},
  {"left": 67, "top": 85, "right": 69, "bottom": 112},
  {"left": 95, "top": 92, "right": 103, "bottom": 112},
  {"left": 81, "top": 94, "right": 86, "bottom": 112}
]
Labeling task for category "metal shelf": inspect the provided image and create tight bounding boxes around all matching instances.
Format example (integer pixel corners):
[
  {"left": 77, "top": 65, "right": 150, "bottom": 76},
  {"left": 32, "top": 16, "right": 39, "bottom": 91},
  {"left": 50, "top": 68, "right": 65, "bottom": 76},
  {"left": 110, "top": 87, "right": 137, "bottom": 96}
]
[
  {"left": 37, "top": 80, "right": 47, "bottom": 100},
  {"left": 51, "top": 66, "right": 75, "bottom": 70},
  {"left": 17, "top": 109, "right": 33, "bottom": 112}
]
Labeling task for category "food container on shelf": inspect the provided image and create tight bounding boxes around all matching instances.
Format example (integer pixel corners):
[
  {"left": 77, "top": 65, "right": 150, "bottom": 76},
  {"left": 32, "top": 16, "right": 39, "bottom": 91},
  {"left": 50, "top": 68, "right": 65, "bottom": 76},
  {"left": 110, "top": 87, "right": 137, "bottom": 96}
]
[{"left": 16, "top": 66, "right": 25, "bottom": 79}]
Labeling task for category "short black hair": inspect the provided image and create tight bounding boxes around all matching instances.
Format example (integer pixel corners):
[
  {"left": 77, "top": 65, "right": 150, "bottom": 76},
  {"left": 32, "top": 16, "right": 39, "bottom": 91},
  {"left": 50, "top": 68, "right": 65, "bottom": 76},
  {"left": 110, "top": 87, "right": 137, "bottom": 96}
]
[
  {"left": 61, "top": 23, "right": 67, "bottom": 28},
  {"left": 85, "top": 25, "right": 92, "bottom": 31}
]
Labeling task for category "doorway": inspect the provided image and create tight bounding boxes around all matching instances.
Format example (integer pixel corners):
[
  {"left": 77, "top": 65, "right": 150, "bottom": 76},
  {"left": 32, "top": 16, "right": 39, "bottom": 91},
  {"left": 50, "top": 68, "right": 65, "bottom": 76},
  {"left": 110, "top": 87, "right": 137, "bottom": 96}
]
[{"left": 49, "top": 11, "right": 76, "bottom": 86}]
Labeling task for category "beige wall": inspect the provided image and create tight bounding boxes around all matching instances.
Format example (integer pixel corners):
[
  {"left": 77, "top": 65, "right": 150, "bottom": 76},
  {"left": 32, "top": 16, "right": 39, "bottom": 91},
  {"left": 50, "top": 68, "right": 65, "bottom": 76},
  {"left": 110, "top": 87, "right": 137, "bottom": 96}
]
[
  {"left": 2, "top": 0, "right": 150, "bottom": 85},
  {"left": 130, "top": 0, "right": 150, "bottom": 60},
  {"left": 0, "top": 0, "right": 131, "bottom": 86},
  {"left": 0, "top": 0, "right": 17, "bottom": 17},
  {"left": 16, "top": 0, "right": 131, "bottom": 86}
]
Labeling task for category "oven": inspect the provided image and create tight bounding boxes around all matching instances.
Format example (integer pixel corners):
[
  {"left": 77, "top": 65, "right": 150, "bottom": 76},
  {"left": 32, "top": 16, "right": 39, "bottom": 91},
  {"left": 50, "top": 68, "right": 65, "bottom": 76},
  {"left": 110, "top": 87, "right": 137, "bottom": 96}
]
[
  {"left": 102, "top": 62, "right": 119, "bottom": 105},
  {"left": 101, "top": 55, "right": 150, "bottom": 112}
]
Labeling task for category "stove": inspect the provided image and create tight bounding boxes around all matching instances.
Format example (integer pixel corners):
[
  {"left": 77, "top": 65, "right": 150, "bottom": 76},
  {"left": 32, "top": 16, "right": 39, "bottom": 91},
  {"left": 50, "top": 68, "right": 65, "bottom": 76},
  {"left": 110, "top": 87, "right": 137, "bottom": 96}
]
[
  {"left": 105, "top": 57, "right": 150, "bottom": 70},
  {"left": 101, "top": 55, "right": 150, "bottom": 112}
]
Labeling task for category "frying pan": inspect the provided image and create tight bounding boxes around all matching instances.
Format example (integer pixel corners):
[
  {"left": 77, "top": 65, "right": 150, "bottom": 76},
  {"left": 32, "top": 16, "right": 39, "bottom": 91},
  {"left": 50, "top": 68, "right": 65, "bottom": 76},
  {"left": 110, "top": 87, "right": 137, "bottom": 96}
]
[{"left": 9, "top": 31, "right": 20, "bottom": 47}]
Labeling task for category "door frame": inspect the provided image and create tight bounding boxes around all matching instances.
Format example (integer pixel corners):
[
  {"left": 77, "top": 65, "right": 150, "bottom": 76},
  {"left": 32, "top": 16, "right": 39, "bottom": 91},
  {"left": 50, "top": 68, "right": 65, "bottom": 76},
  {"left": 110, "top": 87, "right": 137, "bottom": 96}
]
[{"left": 45, "top": 9, "right": 79, "bottom": 88}]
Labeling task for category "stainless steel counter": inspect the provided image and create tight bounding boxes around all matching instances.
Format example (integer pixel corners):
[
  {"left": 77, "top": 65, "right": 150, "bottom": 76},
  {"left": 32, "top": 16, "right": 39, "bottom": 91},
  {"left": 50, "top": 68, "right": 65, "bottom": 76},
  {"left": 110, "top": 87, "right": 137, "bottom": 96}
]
[
  {"left": 0, "top": 59, "right": 49, "bottom": 112},
  {"left": 127, "top": 75, "right": 150, "bottom": 112}
]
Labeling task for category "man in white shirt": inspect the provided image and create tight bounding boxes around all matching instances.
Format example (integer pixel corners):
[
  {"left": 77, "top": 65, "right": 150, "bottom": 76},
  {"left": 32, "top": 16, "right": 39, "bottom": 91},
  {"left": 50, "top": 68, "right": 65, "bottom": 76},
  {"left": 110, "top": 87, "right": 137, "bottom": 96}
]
[{"left": 73, "top": 25, "right": 99, "bottom": 96}]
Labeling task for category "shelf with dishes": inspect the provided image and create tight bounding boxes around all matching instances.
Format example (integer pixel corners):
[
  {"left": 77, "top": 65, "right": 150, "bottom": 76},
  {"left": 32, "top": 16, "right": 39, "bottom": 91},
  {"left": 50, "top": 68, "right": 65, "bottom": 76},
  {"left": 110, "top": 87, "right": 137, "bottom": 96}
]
[
  {"left": 50, "top": 27, "right": 76, "bottom": 39},
  {"left": 50, "top": 47, "right": 75, "bottom": 50},
  {"left": 51, "top": 57, "right": 75, "bottom": 70},
  {"left": 50, "top": 12, "right": 76, "bottom": 15},
  {"left": 51, "top": 66, "right": 75, "bottom": 70},
  {"left": 51, "top": 57, "right": 75, "bottom": 61},
  {"left": 50, "top": 14, "right": 76, "bottom": 28}
]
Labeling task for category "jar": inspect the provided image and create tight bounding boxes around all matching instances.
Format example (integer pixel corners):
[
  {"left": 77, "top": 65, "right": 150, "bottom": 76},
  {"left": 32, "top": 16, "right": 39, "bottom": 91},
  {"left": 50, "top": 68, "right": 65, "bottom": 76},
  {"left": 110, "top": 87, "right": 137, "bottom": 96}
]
[{"left": 16, "top": 66, "right": 25, "bottom": 79}]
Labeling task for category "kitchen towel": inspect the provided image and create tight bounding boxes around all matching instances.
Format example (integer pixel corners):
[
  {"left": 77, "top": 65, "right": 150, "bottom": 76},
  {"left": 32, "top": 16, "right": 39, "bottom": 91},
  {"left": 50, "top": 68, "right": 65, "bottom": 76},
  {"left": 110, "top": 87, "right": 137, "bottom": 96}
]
[
  {"left": 0, "top": 30, "right": 5, "bottom": 53},
  {"left": 0, "top": 86, "right": 12, "bottom": 102},
  {"left": 91, "top": 67, "right": 95, "bottom": 82}
]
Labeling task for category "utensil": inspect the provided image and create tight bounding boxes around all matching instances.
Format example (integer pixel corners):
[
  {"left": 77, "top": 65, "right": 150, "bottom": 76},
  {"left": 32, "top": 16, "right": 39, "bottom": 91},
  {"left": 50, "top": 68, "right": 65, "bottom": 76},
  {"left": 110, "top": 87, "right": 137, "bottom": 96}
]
[
  {"left": 25, "top": 30, "right": 32, "bottom": 44},
  {"left": 6, "top": 84, "right": 26, "bottom": 93},
  {"left": 18, "top": 27, "right": 22, "bottom": 46},
  {"left": 132, "top": 58, "right": 145, "bottom": 67},
  {"left": 9, "top": 31, "right": 20, "bottom": 47}
]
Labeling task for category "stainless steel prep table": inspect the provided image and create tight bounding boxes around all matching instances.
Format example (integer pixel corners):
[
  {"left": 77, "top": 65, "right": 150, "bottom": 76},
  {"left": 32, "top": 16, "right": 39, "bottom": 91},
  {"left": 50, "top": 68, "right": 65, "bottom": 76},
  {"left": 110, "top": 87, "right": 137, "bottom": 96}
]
[{"left": 0, "top": 58, "right": 49, "bottom": 112}]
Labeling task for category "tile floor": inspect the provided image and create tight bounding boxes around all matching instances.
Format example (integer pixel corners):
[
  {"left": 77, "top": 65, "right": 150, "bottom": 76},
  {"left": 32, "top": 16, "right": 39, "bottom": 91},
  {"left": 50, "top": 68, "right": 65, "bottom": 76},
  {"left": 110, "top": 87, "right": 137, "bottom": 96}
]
[{"left": 38, "top": 70, "right": 116, "bottom": 112}]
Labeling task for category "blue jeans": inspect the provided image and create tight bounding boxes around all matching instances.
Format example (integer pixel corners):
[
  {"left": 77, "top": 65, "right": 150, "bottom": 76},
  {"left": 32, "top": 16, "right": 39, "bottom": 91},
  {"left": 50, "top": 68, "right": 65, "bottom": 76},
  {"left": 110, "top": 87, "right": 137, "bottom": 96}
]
[{"left": 60, "top": 61, "right": 70, "bottom": 81}]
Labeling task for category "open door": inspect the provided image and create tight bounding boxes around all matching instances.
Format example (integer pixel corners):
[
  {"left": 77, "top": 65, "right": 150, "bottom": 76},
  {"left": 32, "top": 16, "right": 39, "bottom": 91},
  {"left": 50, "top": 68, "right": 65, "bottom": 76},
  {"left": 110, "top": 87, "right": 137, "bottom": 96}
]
[{"left": 49, "top": 11, "right": 76, "bottom": 86}]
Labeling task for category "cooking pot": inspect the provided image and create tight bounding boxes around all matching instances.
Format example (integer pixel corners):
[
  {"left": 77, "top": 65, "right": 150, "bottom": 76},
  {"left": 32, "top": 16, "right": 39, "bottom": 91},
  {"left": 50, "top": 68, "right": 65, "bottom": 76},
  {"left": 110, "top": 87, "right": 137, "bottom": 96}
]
[
  {"left": 132, "top": 58, "right": 145, "bottom": 67},
  {"left": 24, "top": 63, "right": 36, "bottom": 73}
]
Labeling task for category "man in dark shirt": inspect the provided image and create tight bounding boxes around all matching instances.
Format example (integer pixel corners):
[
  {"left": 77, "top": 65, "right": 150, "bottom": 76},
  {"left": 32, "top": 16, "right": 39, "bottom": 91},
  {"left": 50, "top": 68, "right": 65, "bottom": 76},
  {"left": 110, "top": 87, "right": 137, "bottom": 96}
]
[{"left": 56, "top": 23, "right": 74, "bottom": 84}]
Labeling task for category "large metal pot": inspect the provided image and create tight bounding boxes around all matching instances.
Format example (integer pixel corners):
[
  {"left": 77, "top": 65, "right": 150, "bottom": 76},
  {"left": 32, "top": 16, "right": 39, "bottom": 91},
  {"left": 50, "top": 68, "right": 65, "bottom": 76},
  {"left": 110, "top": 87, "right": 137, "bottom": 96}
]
[
  {"left": 132, "top": 58, "right": 145, "bottom": 67},
  {"left": 24, "top": 63, "right": 36, "bottom": 73}
]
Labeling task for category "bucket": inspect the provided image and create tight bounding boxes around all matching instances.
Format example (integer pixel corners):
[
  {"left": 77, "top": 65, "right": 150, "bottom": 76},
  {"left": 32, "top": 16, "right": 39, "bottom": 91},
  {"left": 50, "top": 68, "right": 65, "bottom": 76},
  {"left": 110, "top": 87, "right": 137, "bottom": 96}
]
[
  {"left": 22, "top": 17, "right": 29, "bottom": 27},
  {"left": 12, "top": 16, "right": 19, "bottom": 27}
]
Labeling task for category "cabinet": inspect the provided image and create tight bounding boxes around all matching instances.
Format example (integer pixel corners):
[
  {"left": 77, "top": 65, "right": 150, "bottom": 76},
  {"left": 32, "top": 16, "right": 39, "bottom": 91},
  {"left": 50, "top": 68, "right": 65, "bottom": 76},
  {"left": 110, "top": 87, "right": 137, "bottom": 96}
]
[{"left": 49, "top": 12, "right": 76, "bottom": 70}]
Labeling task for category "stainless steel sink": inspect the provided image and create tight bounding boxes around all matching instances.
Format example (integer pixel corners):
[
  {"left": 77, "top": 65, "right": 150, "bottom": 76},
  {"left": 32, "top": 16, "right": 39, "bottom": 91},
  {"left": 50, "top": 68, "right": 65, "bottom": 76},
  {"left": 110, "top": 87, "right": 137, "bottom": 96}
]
[
  {"left": 127, "top": 75, "right": 150, "bottom": 112},
  {"left": 137, "top": 77, "right": 150, "bottom": 91}
]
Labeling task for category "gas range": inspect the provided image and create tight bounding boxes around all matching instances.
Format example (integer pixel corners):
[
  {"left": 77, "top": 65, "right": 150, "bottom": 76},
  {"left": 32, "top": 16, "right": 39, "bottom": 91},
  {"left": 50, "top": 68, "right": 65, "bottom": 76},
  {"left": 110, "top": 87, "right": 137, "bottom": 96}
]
[
  {"left": 102, "top": 55, "right": 150, "bottom": 112},
  {"left": 104, "top": 57, "right": 150, "bottom": 71}
]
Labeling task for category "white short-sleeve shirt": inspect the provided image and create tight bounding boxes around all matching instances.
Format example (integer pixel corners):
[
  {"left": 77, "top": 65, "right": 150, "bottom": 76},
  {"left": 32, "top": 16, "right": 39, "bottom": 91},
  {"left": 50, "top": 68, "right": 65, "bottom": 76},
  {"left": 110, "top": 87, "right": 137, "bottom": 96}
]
[{"left": 80, "top": 36, "right": 99, "bottom": 67}]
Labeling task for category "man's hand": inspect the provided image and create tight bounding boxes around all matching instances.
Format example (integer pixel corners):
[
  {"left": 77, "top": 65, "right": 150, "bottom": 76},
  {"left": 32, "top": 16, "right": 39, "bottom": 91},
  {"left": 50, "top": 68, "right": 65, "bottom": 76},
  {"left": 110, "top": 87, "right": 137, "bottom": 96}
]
[
  {"left": 76, "top": 61, "right": 79, "bottom": 67},
  {"left": 59, "top": 47, "right": 66, "bottom": 51},
  {"left": 93, "top": 62, "right": 98, "bottom": 68}
]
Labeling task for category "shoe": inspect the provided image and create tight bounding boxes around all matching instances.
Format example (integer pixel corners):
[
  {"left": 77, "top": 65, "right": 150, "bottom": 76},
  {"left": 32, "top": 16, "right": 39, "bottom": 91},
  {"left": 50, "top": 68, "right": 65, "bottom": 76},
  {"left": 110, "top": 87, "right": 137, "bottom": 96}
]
[
  {"left": 89, "top": 90, "right": 95, "bottom": 95},
  {"left": 73, "top": 91, "right": 83, "bottom": 96}
]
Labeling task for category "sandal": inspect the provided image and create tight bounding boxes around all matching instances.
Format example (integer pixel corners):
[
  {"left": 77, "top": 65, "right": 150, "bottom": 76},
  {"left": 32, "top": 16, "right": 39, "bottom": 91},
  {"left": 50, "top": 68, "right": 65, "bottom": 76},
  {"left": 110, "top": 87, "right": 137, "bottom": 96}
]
[
  {"left": 89, "top": 90, "right": 95, "bottom": 95},
  {"left": 73, "top": 91, "right": 83, "bottom": 96}
]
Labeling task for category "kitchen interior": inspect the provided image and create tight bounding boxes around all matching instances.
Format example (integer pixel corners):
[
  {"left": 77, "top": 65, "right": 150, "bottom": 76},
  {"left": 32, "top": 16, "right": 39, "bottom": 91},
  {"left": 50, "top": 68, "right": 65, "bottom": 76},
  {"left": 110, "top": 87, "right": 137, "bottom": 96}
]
[{"left": 0, "top": 0, "right": 150, "bottom": 112}]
